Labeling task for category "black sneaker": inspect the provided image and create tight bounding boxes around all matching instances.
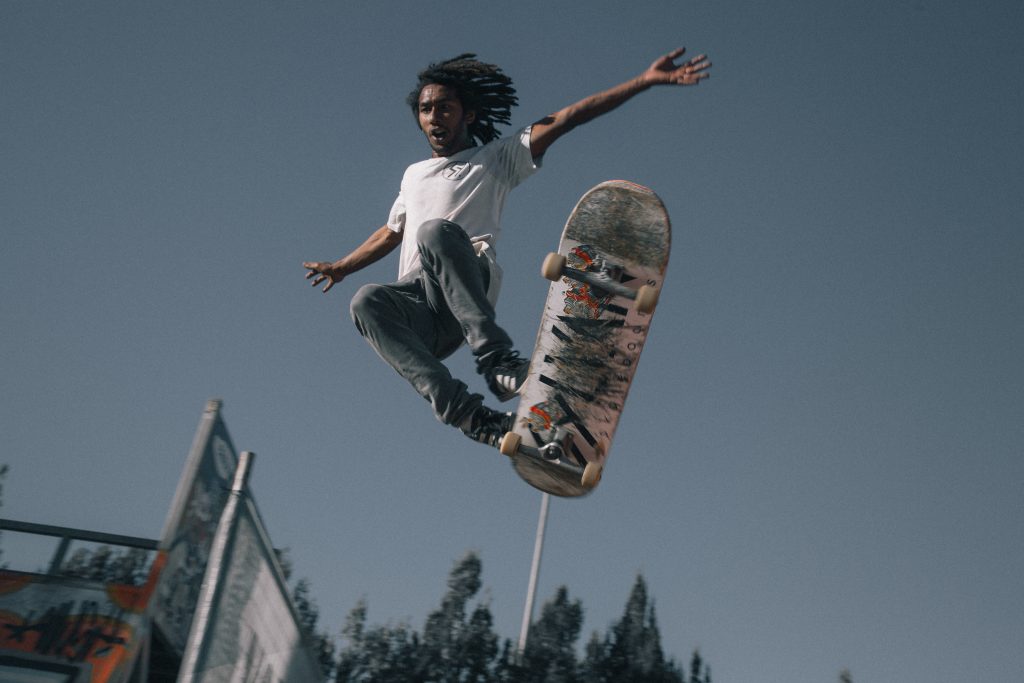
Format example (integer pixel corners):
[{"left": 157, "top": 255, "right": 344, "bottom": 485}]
[
  {"left": 460, "top": 406, "right": 514, "bottom": 449},
  {"left": 480, "top": 351, "right": 529, "bottom": 402}
]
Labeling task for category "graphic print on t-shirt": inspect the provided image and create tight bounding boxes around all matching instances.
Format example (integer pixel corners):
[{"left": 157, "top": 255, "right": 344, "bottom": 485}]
[{"left": 442, "top": 161, "right": 472, "bottom": 180}]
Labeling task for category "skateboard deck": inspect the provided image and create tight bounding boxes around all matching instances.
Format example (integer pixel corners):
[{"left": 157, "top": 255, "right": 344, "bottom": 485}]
[{"left": 499, "top": 180, "right": 671, "bottom": 496}]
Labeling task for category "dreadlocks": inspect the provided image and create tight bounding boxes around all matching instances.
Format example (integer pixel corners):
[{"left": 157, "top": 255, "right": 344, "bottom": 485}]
[{"left": 406, "top": 54, "right": 518, "bottom": 145}]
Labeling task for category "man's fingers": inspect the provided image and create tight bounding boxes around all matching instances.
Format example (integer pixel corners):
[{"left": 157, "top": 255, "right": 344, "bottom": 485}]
[
  {"left": 685, "top": 58, "right": 711, "bottom": 74},
  {"left": 675, "top": 56, "right": 711, "bottom": 84},
  {"left": 304, "top": 262, "right": 324, "bottom": 279},
  {"left": 303, "top": 261, "right": 337, "bottom": 292},
  {"left": 679, "top": 72, "right": 709, "bottom": 85}
]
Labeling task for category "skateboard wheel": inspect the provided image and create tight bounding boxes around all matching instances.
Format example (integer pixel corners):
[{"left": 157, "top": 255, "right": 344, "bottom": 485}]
[
  {"left": 581, "top": 462, "right": 603, "bottom": 489},
  {"left": 499, "top": 431, "right": 521, "bottom": 457},
  {"left": 542, "top": 252, "right": 567, "bottom": 281},
  {"left": 634, "top": 284, "right": 659, "bottom": 314}
]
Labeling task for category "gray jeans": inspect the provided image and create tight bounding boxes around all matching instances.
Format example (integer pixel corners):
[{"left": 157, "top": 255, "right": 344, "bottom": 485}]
[{"left": 349, "top": 219, "right": 513, "bottom": 427}]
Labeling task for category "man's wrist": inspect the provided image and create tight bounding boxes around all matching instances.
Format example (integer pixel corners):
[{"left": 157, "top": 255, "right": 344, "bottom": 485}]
[{"left": 634, "top": 73, "right": 657, "bottom": 90}]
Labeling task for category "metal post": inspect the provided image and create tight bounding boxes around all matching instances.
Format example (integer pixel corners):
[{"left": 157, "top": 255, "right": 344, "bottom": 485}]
[
  {"left": 47, "top": 534, "right": 72, "bottom": 576},
  {"left": 517, "top": 492, "right": 550, "bottom": 656},
  {"left": 177, "top": 451, "right": 254, "bottom": 683}
]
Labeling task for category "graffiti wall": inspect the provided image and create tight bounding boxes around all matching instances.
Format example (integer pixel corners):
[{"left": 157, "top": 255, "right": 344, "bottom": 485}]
[{"left": 0, "top": 555, "right": 162, "bottom": 683}]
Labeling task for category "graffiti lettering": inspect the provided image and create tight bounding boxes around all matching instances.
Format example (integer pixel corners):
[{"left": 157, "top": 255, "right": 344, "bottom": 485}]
[{"left": 2, "top": 598, "right": 129, "bottom": 662}]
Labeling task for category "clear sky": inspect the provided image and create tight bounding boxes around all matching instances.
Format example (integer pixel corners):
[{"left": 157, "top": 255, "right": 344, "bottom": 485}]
[{"left": 3, "top": 1, "right": 1022, "bottom": 681}]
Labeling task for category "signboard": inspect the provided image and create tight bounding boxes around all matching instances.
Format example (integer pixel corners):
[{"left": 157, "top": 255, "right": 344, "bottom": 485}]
[
  {"left": 0, "top": 400, "right": 319, "bottom": 681},
  {"left": 178, "top": 500, "right": 321, "bottom": 681},
  {"left": 177, "top": 454, "right": 321, "bottom": 683},
  {"left": 153, "top": 400, "right": 238, "bottom": 654},
  {"left": 0, "top": 562, "right": 162, "bottom": 683}
]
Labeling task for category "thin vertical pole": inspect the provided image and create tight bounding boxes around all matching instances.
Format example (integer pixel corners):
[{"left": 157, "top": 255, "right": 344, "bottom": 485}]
[
  {"left": 177, "top": 451, "right": 254, "bottom": 682},
  {"left": 517, "top": 492, "right": 550, "bottom": 656}
]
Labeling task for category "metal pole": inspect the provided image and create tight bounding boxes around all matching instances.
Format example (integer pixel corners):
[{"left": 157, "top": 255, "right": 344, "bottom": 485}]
[
  {"left": 177, "top": 451, "right": 254, "bottom": 683},
  {"left": 517, "top": 492, "right": 550, "bottom": 656}
]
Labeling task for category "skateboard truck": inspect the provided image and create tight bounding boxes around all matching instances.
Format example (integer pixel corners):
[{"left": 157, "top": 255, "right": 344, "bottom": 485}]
[
  {"left": 542, "top": 252, "right": 659, "bottom": 314},
  {"left": 500, "top": 427, "right": 604, "bottom": 490},
  {"left": 499, "top": 426, "right": 572, "bottom": 463},
  {"left": 538, "top": 426, "right": 573, "bottom": 462}
]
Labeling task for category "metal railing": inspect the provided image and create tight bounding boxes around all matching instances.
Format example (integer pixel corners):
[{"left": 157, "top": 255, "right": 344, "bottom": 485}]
[{"left": 0, "top": 517, "right": 158, "bottom": 576}]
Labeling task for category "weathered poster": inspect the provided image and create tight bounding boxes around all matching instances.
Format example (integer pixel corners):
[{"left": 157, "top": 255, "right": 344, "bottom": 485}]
[
  {"left": 153, "top": 400, "right": 238, "bottom": 654},
  {"left": 178, "top": 498, "right": 321, "bottom": 683},
  {"left": 0, "top": 558, "right": 163, "bottom": 683}
]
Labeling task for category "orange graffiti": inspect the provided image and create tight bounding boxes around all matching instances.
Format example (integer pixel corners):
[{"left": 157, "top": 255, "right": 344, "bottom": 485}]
[
  {"left": 107, "top": 550, "right": 166, "bottom": 613},
  {"left": 1, "top": 607, "right": 137, "bottom": 682}
]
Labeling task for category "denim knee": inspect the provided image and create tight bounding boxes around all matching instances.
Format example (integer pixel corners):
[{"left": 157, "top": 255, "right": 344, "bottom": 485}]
[
  {"left": 417, "top": 219, "right": 464, "bottom": 253},
  {"left": 349, "top": 283, "right": 388, "bottom": 330}
]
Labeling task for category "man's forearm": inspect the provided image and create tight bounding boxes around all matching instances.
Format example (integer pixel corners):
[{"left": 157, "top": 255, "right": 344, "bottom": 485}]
[
  {"left": 530, "top": 75, "right": 651, "bottom": 158},
  {"left": 550, "top": 75, "right": 652, "bottom": 133},
  {"left": 529, "top": 48, "right": 710, "bottom": 158},
  {"left": 333, "top": 225, "right": 401, "bottom": 277}
]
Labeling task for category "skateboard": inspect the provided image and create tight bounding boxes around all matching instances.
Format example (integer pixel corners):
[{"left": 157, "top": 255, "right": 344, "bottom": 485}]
[{"left": 499, "top": 180, "right": 671, "bottom": 497}]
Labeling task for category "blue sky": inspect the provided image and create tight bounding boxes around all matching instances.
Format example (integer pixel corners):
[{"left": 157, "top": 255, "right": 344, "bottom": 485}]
[{"left": 3, "top": 1, "right": 1022, "bottom": 681}]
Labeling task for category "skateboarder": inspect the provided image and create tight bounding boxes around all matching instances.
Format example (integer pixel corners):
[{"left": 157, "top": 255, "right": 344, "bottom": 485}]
[{"left": 303, "top": 48, "right": 711, "bottom": 448}]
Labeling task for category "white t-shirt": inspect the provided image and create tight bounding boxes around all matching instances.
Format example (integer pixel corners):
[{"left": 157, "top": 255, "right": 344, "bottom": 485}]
[{"left": 387, "top": 126, "right": 540, "bottom": 280}]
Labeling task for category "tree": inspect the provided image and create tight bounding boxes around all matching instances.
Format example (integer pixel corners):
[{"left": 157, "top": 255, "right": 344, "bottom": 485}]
[
  {"left": 491, "top": 639, "right": 524, "bottom": 683},
  {"left": 335, "top": 600, "right": 369, "bottom": 681},
  {"left": 58, "top": 544, "right": 151, "bottom": 584},
  {"left": 520, "top": 586, "right": 584, "bottom": 683},
  {"left": 418, "top": 552, "right": 499, "bottom": 682},
  {"left": 461, "top": 601, "right": 501, "bottom": 682},
  {"left": 336, "top": 554, "right": 500, "bottom": 683},
  {"left": 291, "top": 577, "right": 337, "bottom": 680},
  {"left": 273, "top": 547, "right": 337, "bottom": 679},
  {"left": 581, "top": 575, "right": 687, "bottom": 683},
  {"left": 579, "top": 632, "right": 606, "bottom": 683},
  {"left": 335, "top": 599, "right": 420, "bottom": 682},
  {"left": 332, "top": 559, "right": 708, "bottom": 683},
  {"left": 688, "top": 650, "right": 711, "bottom": 683}
]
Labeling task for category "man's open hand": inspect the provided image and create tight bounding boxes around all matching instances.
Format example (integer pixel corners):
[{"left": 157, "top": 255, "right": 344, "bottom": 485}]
[
  {"left": 303, "top": 261, "right": 344, "bottom": 293},
  {"left": 643, "top": 48, "right": 711, "bottom": 87}
]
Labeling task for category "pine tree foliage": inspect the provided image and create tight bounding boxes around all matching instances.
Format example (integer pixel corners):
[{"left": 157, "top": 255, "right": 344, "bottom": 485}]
[
  {"left": 291, "top": 577, "right": 338, "bottom": 680},
  {"left": 688, "top": 650, "right": 711, "bottom": 683},
  {"left": 336, "top": 600, "right": 420, "bottom": 682},
  {"left": 419, "top": 552, "right": 497, "bottom": 682},
  {"left": 332, "top": 559, "right": 708, "bottom": 683},
  {"left": 491, "top": 640, "right": 523, "bottom": 683},
  {"left": 581, "top": 575, "right": 692, "bottom": 683},
  {"left": 58, "top": 545, "right": 151, "bottom": 585},
  {"left": 520, "top": 586, "right": 583, "bottom": 683},
  {"left": 274, "top": 548, "right": 337, "bottom": 679}
]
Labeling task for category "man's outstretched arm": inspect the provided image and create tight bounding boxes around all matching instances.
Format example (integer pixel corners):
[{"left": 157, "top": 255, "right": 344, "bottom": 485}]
[
  {"left": 529, "top": 47, "right": 711, "bottom": 159},
  {"left": 303, "top": 225, "right": 402, "bottom": 293}
]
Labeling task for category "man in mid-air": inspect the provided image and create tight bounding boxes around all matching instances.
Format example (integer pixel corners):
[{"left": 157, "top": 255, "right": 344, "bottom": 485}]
[{"left": 304, "top": 48, "right": 711, "bottom": 449}]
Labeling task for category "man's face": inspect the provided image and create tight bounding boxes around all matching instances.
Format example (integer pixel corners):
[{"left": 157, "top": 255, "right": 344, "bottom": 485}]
[{"left": 417, "top": 83, "right": 475, "bottom": 157}]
